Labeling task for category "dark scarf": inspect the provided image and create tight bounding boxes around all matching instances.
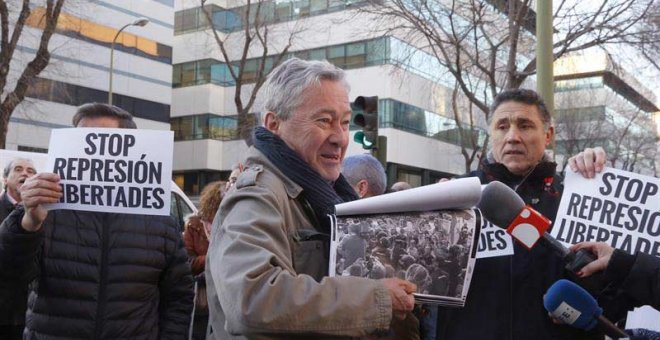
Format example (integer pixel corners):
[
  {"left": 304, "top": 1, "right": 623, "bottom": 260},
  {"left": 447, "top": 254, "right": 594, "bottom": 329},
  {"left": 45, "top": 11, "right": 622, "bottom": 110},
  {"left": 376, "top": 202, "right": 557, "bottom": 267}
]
[{"left": 252, "top": 127, "right": 359, "bottom": 233}]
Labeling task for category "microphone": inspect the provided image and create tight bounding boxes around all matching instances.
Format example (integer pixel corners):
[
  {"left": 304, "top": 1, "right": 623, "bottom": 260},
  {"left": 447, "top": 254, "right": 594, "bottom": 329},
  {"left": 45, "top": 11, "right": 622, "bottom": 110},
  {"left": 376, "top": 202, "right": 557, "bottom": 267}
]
[
  {"left": 544, "top": 279, "right": 629, "bottom": 339},
  {"left": 477, "top": 181, "right": 595, "bottom": 273}
]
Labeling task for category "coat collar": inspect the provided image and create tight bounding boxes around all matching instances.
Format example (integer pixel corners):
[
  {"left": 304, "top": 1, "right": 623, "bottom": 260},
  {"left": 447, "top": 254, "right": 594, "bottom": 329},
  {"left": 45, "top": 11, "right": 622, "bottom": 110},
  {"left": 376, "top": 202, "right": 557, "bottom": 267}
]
[{"left": 244, "top": 146, "right": 304, "bottom": 199}]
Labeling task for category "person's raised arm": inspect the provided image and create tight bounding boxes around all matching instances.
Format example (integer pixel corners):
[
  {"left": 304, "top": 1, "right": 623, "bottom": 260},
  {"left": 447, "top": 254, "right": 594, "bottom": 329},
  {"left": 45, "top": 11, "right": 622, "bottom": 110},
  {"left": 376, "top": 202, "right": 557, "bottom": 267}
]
[{"left": 571, "top": 241, "right": 660, "bottom": 310}]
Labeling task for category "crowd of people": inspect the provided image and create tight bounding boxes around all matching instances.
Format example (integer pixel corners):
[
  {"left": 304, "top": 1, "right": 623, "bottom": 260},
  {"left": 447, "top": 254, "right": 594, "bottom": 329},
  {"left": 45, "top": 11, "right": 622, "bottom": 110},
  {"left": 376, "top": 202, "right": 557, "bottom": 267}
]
[
  {"left": 0, "top": 57, "right": 657, "bottom": 340},
  {"left": 335, "top": 212, "right": 475, "bottom": 300}
]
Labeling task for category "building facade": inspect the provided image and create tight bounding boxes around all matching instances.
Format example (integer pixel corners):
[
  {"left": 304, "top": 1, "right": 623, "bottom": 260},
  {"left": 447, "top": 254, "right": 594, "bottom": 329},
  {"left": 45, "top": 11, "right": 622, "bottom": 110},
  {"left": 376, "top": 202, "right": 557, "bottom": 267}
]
[
  {"left": 553, "top": 51, "right": 659, "bottom": 176},
  {"left": 8, "top": 2, "right": 657, "bottom": 200},
  {"left": 5, "top": 0, "right": 174, "bottom": 151},
  {"left": 172, "top": 0, "right": 493, "bottom": 195}
]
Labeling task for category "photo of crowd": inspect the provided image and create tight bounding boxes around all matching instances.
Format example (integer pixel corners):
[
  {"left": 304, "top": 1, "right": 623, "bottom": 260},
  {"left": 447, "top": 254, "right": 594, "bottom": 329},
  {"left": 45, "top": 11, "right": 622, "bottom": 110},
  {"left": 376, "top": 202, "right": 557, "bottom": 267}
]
[{"left": 333, "top": 209, "right": 479, "bottom": 303}]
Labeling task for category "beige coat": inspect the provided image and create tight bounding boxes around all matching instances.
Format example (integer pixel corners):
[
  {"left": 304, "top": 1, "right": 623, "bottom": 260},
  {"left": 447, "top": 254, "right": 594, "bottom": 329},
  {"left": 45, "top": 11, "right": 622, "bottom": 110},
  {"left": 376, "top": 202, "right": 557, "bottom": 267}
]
[{"left": 206, "top": 147, "right": 392, "bottom": 339}]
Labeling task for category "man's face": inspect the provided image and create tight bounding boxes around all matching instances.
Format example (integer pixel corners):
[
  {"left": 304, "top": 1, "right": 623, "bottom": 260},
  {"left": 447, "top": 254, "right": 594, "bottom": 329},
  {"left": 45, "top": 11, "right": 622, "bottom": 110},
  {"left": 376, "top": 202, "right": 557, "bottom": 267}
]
[
  {"left": 271, "top": 80, "right": 352, "bottom": 182},
  {"left": 4, "top": 159, "right": 36, "bottom": 200},
  {"left": 490, "top": 101, "right": 554, "bottom": 176}
]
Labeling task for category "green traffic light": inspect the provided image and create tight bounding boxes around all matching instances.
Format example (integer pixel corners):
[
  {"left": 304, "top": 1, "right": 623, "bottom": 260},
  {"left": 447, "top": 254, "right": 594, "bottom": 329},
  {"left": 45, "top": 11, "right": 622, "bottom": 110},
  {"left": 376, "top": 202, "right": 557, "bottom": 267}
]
[{"left": 354, "top": 131, "right": 374, "bottom": 149}]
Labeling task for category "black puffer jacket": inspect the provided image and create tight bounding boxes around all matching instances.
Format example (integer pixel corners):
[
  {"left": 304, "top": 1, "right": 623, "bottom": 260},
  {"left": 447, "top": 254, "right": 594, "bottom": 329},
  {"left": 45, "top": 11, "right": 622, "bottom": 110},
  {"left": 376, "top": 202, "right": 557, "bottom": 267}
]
[
  {"left": 0, "top": 206, "right": 194, "bottom": 339},
  {"left": 0, "top": 192, "right": 28, "bottom": 328},
  {"left": 437, "top": 158, "right": 601, "bottom": 340}
]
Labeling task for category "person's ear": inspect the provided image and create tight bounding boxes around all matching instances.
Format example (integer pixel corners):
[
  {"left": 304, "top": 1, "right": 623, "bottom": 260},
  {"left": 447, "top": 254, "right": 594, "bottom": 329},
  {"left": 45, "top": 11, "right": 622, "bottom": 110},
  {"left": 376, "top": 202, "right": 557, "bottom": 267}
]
[
  {"left": 545, "top": 125, "right": 555, "bottom": 146},
  {"left": 264, "top": 112, "right": 280, "bottom": 133},
  {"left": 356, "top": 179, "right": 370, "bottom": 198}
]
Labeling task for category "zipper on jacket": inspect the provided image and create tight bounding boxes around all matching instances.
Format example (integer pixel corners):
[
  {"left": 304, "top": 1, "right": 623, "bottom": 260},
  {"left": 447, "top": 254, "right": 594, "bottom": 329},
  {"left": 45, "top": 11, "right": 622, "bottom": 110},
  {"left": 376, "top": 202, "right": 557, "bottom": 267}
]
[{"left": 93, "top": 214, "right": 110, "bottom": 340}]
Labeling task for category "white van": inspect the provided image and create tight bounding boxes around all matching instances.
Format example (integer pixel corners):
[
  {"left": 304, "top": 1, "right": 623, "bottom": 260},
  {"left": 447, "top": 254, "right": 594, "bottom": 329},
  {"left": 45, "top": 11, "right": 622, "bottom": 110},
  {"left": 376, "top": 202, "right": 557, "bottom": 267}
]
[{"left": 170, "top": 181, "right": 197, "bottom": 231}]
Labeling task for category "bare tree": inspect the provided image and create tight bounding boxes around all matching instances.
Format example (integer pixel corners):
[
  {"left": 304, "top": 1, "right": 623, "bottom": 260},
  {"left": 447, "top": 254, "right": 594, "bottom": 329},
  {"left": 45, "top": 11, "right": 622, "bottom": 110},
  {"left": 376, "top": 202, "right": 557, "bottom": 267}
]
[
  {"left": 0, "top": 0, "right": 64, "bottom": 148},
  {"left": 360, "top": 0, "right": 658, "bottom": 169},
  {"left": 554, "top": 106, "right": 610, "bottom": 171},
  {"left": 607, "top": 109, "right": 657, "bottom": 174},
  {"left": 450, "top": 83, "right": 488, "bottom": 172},
  {"left": 201, "top": 0, "right": 304, "bottom": 145},
  {"left": 555, "top": 90, "right": 657, "bottom": 175}
]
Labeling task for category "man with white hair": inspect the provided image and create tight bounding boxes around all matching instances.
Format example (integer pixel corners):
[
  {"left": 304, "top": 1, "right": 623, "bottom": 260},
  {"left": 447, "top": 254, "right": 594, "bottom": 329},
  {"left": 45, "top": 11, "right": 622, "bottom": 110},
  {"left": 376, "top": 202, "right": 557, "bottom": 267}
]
[
  {"left": 0, "top": 157, "right": 36, "bottom": 339},
  {"left": 0, "top": 158, "right": 35, "bottom": 222},
  {"left": 206, "top": 58, "right": 416, "bottom": 339},
  {"left": 342, "top": 154, "right": 387, "bottom": 198}
]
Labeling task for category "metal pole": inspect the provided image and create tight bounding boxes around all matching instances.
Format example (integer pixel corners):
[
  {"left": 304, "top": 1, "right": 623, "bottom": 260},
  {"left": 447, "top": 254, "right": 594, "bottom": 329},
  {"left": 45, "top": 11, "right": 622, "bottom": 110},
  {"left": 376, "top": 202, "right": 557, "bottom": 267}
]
[
  {"left": 536, "top": 0, "right": 555, "bottom": 154},
  {"left": 108, "top": 18, "right": 149, "bottom": 105},
  {"left": 108, "top": 23, "right": 132, "bottom": 106}
]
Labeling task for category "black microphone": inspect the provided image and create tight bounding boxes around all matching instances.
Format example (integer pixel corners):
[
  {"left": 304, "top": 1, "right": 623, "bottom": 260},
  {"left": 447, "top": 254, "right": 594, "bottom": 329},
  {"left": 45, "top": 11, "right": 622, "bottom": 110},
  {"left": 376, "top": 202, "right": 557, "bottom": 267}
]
[
  {"left": 544, "top": 279, "right": 629, "bottom": 339},
  {"left": 477, "top": 181, "right": 595, "bottom": 273}
]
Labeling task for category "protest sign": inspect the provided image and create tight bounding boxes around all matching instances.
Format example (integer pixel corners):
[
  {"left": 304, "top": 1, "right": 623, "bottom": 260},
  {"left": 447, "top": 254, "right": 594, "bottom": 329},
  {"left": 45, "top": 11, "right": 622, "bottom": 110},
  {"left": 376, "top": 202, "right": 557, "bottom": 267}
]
[
  {"left": 551, "top": 167, "right": 660, "bottom": 331},
  {"left": 45, "top": 128, "right": 173, "bottom": 215},
  {"left": 476, "top": 221, "right": 514, "bottom": 258},
  {"left": 551, "top": 167, "right": 659, "bottom": 256}
]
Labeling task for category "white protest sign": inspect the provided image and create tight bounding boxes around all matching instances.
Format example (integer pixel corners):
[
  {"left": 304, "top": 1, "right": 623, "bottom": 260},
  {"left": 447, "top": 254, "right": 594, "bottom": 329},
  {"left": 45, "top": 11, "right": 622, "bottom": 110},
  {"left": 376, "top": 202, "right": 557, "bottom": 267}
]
[
  {"left": 551, "top": 167, "right": 660, "bottom": 331},
  {"left": 476, "top": 221, "right": 514, "bottom": 258},
  {"left": 551, "top": 167, "right": 659, "bottom": 256},
  {"left": 45, "top": 128, "right": 173, "bottom": 216}
]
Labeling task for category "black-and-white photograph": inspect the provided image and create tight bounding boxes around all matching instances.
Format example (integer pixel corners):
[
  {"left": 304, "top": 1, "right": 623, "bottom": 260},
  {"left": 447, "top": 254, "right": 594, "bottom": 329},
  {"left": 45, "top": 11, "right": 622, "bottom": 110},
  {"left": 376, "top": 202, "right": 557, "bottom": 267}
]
[{"left": 332, "top": 209, "right": 480, "bottom": 305}]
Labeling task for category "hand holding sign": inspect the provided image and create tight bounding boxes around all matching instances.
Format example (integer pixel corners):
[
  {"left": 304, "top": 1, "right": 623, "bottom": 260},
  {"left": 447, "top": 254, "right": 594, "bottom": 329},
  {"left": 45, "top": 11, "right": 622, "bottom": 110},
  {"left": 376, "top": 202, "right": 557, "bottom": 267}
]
[
  {"left": 19, "top": 173, "right": 62, "bottom": 232},
  {"left": 552, "top": 168, "right": 659, "bottom": 256},
  {"left": 568, "top": 147, "right": 606, "bottom": 179},
  {"left": 45, "top": 128, "right": 173, "bottom": 215}
]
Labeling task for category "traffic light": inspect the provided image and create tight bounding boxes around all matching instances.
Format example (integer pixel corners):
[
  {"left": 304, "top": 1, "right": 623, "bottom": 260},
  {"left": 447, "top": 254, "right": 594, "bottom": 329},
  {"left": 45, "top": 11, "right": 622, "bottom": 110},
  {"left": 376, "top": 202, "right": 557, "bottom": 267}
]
[{"left": 353, "top": 96, "right": 379, "bottom": 149}]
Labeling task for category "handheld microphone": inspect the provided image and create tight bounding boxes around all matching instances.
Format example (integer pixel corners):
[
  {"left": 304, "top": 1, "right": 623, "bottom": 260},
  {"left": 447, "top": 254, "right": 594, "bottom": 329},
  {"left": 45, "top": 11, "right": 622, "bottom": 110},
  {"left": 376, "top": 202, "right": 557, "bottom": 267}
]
[
  {"left": 544, "top": 279, "right": 629, "bottom": 339},
  {"left": 477, "top": 181, "right": 595, "bottom": 273}
]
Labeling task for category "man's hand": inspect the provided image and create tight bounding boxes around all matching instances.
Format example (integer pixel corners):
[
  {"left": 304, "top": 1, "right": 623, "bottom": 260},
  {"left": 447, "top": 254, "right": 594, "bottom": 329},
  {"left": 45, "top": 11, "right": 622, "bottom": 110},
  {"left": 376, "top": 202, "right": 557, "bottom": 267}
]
[
  {"left": 568, "top": 147, "right": 607, "bottom": 179},
  {"left": 382, "top": 278, "right": 416, "bottom": 320},
  {"left": 569, "top": 242, "right": 614, "bottom": 277},
  {"left": 19, "top": 173, "right": 62, "bottom": 232}
]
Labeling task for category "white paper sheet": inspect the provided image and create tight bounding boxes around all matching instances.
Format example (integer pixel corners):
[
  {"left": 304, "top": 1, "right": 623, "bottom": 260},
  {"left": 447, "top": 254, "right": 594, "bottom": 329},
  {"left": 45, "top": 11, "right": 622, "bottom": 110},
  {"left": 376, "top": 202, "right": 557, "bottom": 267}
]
[
  {"left": 335, "top": 177, "right": 482, "bottom": 216},
  {"left": 44, "top": 128, "right": 173, "bottom": 216}
]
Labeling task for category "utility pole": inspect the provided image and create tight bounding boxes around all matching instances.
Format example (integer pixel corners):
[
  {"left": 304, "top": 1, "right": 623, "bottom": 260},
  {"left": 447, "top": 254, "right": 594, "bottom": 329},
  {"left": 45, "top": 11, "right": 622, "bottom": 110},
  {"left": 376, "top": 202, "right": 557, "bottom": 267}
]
[{"left": 537, "top": 0, "right": 555, "bottom": 154}]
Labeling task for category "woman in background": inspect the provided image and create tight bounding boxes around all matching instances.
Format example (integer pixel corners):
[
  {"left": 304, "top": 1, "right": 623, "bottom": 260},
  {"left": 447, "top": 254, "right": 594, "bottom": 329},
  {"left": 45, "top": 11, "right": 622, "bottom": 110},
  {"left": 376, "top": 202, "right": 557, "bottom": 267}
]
[{"left": 184, "top": 180, "right": 226, "bottom": 340}]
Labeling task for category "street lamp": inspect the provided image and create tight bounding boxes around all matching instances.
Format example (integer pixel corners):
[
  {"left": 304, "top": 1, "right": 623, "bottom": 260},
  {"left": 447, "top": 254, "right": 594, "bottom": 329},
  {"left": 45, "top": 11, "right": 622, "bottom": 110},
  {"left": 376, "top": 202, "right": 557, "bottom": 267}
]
[{"left": 108, "top": 18, "right": 149, "bottom": 106}]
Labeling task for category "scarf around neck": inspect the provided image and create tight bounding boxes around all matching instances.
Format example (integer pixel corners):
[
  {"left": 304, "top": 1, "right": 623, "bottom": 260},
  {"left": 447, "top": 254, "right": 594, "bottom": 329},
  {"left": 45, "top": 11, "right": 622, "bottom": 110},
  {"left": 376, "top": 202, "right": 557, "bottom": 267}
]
[{"left": 252, "top": 127, "right": 359, "bottom": 233}]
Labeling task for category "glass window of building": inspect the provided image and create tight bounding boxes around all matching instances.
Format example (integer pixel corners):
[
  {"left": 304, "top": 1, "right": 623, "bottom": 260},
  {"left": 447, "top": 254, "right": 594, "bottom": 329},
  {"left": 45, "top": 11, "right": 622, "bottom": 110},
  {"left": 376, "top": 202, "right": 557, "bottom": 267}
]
[
  {"left": 180, "top": 8, "right": 200, "bottom": 32},
  {"left": 345, "top": 41, "right": 366, "bottom": 68},
  {"left": 327, "top": 45, "right": 346, "bottom": 67},
  {"left": 309, "top": 48, "right": 327, "bottom": 61},
  {"left": 310, "top": 0, "right": 327, "bottom": 13},
  {"left": 328, "top": 0, "right": 346, "bottom": 11},
  {"left": 275, "top": 1, "right": 293, "bottom": 21},
  {"left": 180, "top": 62, "right": 197, "bottom": 86},
  {"left": 366, "top": 38, "right": 388, "bottom": 65},
  {"left": 294, "top": 0, "right": 311, "bottom": 16}
]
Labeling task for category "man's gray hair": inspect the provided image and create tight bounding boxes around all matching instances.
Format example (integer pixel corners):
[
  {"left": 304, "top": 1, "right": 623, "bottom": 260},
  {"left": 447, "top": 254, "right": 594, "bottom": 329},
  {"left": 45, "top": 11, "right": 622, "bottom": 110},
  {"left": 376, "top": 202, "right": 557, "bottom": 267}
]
[
  {"left": 3, "top": 157, "right": 34, "bottom": 178},
  {"left": 342, "top": 154, "right": 387, "bottom": 196},
  {"left": 262, "top": 58, "right": 349, "bottom": 120}
]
